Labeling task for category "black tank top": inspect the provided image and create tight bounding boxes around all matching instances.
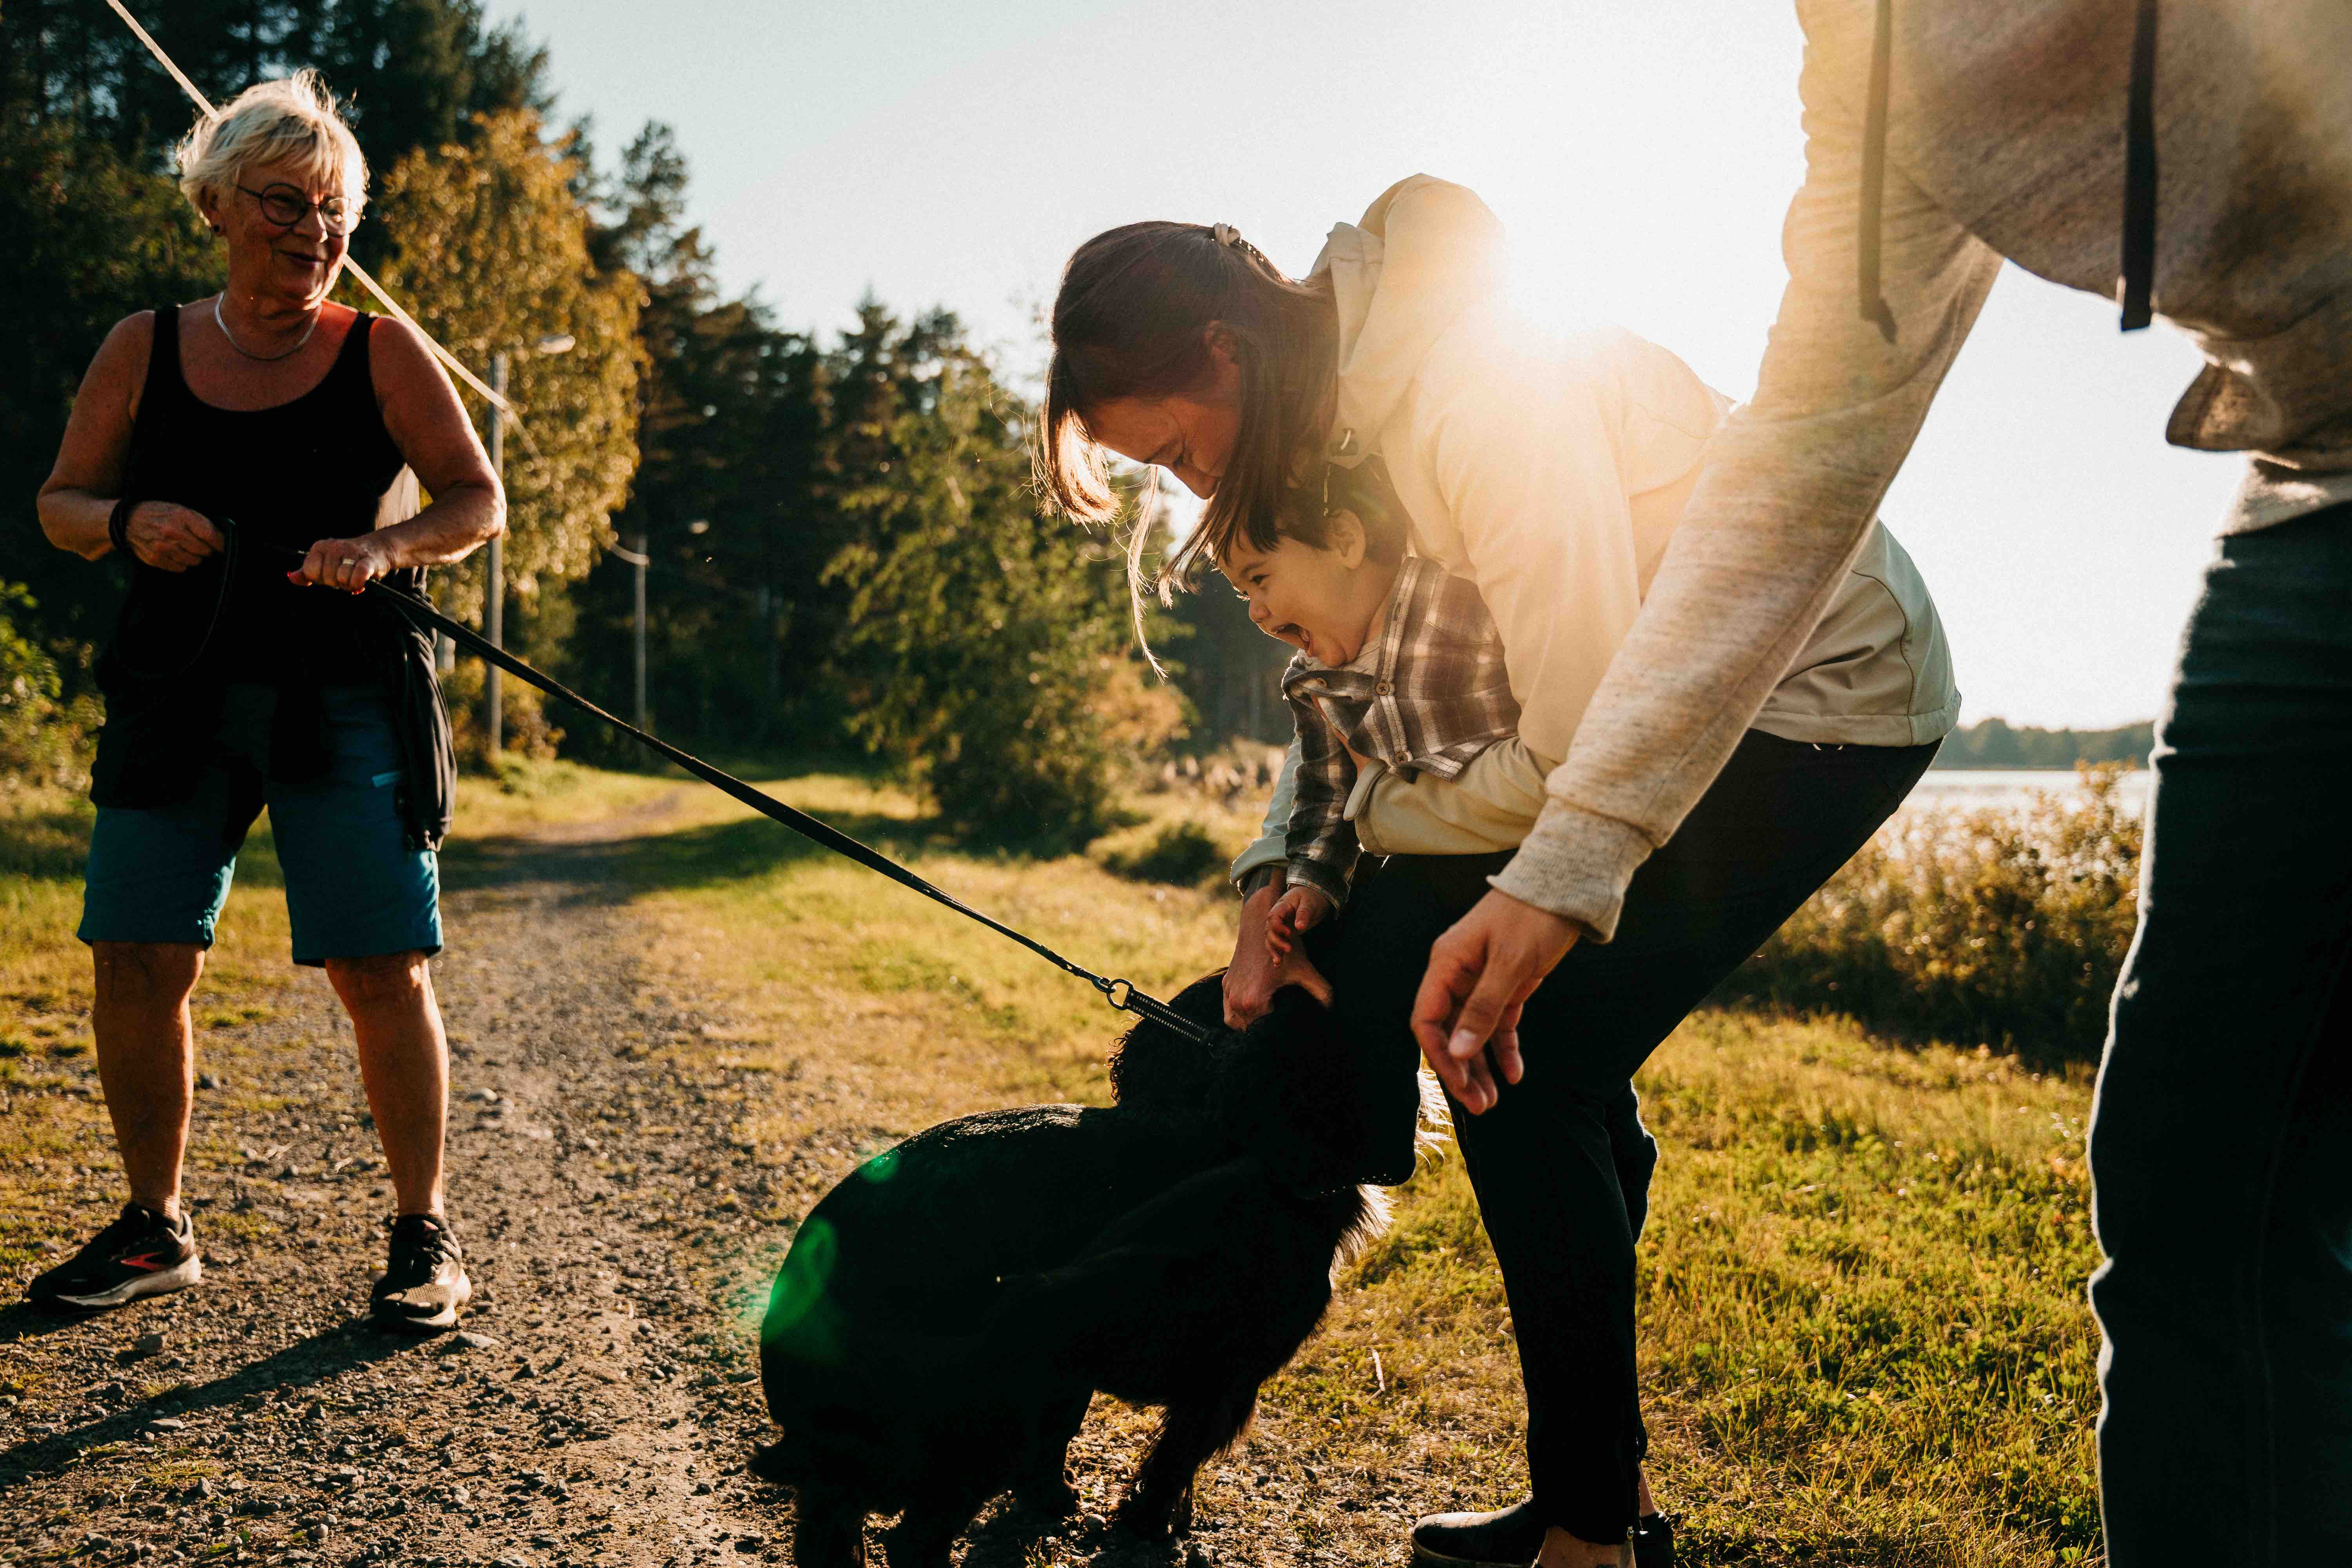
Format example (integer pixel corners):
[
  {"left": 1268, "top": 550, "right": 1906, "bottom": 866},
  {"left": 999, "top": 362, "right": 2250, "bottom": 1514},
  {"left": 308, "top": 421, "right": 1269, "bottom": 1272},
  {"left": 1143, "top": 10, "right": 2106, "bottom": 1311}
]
[{"left": 118, "top": 302, "right": 411, "bottom": 684}]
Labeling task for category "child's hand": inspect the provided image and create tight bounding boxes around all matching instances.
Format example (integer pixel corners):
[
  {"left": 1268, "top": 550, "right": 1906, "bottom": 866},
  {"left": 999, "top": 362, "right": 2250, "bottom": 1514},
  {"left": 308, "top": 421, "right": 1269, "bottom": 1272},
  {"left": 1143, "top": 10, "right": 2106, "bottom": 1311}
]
[{"left": 1265, "top": 886, "right": 1334, "bottom": 960}]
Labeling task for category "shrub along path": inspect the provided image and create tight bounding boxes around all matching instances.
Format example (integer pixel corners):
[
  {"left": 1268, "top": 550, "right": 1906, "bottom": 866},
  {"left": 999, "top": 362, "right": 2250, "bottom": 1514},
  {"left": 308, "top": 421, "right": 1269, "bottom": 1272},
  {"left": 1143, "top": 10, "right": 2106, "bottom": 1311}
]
[{"left": 3, "top": 768, "right": 2111, "bottom": 1568}]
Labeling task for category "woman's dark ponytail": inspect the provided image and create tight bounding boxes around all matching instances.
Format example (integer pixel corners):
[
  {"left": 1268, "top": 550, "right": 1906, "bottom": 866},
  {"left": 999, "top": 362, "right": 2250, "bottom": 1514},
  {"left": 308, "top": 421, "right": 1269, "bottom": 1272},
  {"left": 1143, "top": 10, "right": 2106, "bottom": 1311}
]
[{"left": 1038, "top": 220, "right": 1338, "bottom": 652}]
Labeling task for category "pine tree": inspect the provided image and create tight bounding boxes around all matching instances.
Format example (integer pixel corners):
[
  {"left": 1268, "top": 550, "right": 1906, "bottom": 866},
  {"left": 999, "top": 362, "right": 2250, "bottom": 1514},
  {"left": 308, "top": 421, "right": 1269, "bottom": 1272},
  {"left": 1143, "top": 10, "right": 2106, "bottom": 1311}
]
[
  {"left": 563, "top": 122, "right": 828, "bottom": 750},
  {"left": 823, "top": 314, "right": 1179, "bottom": 845}
]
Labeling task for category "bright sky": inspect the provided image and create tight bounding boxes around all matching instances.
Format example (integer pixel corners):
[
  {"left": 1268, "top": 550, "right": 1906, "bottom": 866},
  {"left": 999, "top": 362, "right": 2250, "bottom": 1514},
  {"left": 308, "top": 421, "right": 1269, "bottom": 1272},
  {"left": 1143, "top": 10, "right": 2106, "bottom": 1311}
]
[{"left": 498, "top": 0, "right": 2244, "bottom": 730}]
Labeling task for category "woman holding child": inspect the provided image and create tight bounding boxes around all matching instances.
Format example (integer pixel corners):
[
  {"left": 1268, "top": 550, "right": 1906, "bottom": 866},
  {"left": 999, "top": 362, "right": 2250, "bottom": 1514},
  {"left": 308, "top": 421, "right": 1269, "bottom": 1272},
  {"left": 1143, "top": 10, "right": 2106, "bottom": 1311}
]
[{"left": 1038, "top": 178, "right": 1958, "bottom": 1568}]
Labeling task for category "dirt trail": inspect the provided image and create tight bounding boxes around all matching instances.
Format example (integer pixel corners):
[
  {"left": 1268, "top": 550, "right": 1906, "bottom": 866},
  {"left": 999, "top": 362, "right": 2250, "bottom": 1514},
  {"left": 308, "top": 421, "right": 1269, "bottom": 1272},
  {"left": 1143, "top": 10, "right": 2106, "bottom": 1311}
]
[{"left": 1, "top": 799, "right": 817, "bottom": 1567}]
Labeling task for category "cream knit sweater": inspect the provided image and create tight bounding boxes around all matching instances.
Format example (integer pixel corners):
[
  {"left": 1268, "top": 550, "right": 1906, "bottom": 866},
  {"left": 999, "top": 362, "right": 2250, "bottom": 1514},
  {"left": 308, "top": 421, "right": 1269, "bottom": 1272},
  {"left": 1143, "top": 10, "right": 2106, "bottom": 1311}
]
[{"left": 1497, "top": 0, "right": 2352, "bottom": 938}]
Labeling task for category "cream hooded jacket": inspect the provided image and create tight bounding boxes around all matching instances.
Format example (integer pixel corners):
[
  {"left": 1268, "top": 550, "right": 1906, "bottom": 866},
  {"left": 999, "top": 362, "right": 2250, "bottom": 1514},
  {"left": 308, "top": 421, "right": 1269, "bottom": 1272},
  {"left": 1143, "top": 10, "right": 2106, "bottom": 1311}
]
[{"left": 1232, "top": 176, "right": 1958, "bottom": 915}]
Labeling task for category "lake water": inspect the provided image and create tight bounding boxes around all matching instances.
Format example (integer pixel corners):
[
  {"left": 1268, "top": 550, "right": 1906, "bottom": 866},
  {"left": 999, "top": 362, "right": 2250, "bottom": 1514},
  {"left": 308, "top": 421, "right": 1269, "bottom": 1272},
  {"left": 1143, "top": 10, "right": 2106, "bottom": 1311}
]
[{"left": 1909, "top": 767, "right": 2152, "bottom": 814}]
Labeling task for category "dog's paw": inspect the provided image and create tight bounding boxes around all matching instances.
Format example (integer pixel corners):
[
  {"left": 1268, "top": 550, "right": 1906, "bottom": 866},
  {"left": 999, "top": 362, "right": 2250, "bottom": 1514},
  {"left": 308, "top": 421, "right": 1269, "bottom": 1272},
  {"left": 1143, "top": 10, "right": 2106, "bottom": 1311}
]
[
  {"left": 1013, "top": 1479, "right": 1080, "bottom": 1519},
  {"left": 878, "top": 1522, "right": 953, "bottom": 1568},
  {"left": 1112, "top": 1498, "right": 1179, "bottom": 1541}
]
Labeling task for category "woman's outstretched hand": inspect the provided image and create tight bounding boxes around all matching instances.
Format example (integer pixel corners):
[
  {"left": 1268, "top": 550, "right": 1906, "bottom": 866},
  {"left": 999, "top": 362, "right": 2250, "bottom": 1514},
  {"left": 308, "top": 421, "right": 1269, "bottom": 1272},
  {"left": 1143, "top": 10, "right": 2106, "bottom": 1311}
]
[
  {"left": 1225, "top": 881, "right": 1334, "bottom": 1027},
  {"left": 1411, "top": 888, "right": 1579, "bottom": 1114}
]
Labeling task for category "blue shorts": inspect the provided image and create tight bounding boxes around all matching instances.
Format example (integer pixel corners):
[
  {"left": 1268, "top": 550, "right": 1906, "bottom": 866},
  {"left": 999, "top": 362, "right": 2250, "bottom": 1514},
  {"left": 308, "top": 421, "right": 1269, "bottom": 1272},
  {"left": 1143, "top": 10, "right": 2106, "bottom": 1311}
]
[{"left": 78, "top": 683, "right": 442, "bottom": 967}]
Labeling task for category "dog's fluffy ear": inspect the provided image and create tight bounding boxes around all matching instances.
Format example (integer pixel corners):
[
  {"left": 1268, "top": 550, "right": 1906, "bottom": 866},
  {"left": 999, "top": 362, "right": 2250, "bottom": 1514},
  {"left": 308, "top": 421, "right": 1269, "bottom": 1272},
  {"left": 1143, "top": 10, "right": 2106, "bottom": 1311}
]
[{"left": 1107, "top": 973, "right": 1231, "bottom": 1116}]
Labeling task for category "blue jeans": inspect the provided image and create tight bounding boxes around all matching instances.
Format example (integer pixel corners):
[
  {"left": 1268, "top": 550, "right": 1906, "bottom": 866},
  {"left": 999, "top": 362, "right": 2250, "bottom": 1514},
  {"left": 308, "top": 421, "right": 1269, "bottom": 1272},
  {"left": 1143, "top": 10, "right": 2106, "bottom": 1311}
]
[{"left": 2089, "top": 503, "right": 2352, "bottom": 1565}]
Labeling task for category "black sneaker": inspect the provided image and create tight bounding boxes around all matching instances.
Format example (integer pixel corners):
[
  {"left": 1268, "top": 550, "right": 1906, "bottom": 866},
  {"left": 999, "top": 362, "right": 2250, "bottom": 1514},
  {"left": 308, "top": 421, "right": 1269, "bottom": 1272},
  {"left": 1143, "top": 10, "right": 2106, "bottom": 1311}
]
[
  {"left": 1412, "top": 1501, "right": 1675, "bottom": 1568},
  {"left": 370, "top": 1213, "right": 472, "bottom": 1333},
  {"left": 28, "top": 1201, "right": 201, "bottom": 1312},
  {"left": 1632, "top": 1511, "right": 1675, "bottom": 1568}
]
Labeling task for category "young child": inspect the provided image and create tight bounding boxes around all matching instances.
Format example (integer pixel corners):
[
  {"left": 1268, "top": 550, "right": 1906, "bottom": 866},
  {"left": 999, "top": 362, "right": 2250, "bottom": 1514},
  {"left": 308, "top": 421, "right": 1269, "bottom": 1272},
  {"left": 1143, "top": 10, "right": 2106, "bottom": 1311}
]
[{"left": 1220, "top": 473, "right": 1521, "bottom": 961}]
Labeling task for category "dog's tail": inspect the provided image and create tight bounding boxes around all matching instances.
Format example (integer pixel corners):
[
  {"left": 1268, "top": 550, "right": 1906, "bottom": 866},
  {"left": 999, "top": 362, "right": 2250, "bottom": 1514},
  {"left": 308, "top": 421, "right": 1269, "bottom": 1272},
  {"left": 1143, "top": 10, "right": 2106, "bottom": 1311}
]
[
  {"left": 1413, "top": 1066, "right": 1455, "bottom": 1170},
  {"left": 1334, "top": 1182, "right": 1394, "bottom": 1273}
]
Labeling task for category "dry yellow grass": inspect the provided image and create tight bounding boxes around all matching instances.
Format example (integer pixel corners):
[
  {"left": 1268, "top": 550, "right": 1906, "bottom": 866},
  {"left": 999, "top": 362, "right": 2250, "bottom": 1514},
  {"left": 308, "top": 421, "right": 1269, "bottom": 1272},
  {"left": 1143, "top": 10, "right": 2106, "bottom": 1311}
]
[
  {"left": 2, "top": 764, "right": 2105, "bottom": 1566},
  {"left": 571, "top": 769, "right": 2103, "bottom": 1568}
]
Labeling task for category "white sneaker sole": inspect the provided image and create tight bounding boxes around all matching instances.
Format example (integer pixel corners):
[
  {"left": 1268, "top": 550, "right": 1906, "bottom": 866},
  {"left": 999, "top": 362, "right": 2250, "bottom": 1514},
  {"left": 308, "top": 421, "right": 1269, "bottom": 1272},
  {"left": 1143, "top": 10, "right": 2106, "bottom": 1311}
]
[
  {"left": 1412, "top": 1545, "right": 1525, "bottom": 1568},
  {"left": 372, "top": 1269, "right": 473, "bottom": 1332},
  {"left": 49, "top": 1254, "right": 203, "bottom": 1310}
]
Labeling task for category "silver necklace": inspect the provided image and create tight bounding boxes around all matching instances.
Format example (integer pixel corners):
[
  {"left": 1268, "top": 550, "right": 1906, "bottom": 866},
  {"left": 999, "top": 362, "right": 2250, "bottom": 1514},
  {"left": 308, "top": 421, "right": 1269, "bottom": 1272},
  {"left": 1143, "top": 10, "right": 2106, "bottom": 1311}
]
[{"left": 213, "top": 297, "right": 319, "bottom": 363}]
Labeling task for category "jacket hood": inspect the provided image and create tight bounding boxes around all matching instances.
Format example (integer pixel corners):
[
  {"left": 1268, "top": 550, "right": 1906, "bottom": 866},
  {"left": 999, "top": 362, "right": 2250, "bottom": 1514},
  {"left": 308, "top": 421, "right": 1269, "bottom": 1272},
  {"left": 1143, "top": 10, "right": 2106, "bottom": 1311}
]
[{"left": 1309, "top": 175, "right": 1508, "bottom": 457}]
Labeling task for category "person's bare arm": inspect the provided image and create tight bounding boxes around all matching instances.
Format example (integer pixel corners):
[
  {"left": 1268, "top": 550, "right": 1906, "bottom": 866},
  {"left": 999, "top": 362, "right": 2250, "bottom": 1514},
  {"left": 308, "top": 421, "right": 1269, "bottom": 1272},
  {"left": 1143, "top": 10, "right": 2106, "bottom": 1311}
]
[
  {"left": 1222, "top": 739, "right": 1341, "bottom": 1027},
  {"left": 290, "top": 317, "right": 504, "bottom": 592},
  {"left": 1418, "top": 26, "right": 2004, "bottom": 1096},
  {"left": 37, "top": 313, "right": 228, "bottom": 572}
]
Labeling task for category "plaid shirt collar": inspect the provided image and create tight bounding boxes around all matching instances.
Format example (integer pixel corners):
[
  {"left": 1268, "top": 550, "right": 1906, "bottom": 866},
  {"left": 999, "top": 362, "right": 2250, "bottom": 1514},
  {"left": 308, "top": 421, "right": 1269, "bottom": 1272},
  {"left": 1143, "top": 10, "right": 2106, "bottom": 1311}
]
[{"left": 1281, "top": 556, "right": 1519, "bottom": 781}]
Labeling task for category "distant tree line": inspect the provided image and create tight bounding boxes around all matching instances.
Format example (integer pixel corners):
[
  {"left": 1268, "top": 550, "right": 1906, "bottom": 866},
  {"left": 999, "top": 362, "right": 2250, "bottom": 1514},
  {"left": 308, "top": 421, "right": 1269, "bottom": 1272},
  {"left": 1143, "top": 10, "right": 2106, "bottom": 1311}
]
[
  {"left": 1932, "top": 718, "right": 2156, "bottom": 771},
  {"left": 1, "top": 0, "right": 1218, "bottom": 844}
]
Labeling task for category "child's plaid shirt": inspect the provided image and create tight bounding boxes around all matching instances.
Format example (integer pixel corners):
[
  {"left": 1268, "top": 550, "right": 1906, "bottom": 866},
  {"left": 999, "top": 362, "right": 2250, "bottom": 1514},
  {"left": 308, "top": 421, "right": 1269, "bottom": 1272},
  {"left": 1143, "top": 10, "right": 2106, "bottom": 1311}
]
[{"left": 1281, "top": 556, "right": 1521, "bottom": 907}]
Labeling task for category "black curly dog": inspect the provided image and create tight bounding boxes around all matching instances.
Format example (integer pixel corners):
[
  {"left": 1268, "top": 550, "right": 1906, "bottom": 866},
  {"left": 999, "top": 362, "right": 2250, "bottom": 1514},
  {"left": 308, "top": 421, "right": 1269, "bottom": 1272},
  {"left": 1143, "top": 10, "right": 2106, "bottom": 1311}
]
[{"left": 753, "top": 973, "right": 1425, "bottom": 1568}]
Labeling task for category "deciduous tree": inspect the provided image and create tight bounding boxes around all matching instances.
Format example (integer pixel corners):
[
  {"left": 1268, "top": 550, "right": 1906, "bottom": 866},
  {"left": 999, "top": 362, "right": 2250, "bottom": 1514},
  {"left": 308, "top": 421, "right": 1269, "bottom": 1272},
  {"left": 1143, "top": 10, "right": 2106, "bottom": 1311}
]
[{"left": 371, "top": 109, "right": 640, "bottom": 619}]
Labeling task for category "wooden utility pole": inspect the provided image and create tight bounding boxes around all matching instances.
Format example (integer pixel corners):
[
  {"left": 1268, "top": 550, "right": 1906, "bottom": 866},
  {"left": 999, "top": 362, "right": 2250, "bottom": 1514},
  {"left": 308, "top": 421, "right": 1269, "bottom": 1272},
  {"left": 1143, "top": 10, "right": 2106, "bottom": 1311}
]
[{"left": 633, "top": 532, "right": 649, "bottom": 731}]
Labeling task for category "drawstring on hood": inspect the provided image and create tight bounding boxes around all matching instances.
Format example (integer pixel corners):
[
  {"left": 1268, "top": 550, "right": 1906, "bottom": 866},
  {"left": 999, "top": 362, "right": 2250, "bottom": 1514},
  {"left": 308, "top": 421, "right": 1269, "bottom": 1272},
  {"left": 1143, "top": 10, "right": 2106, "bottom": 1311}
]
[
  {"left": 2119, "top": 0, "right": 2160, "bottom": 330},
  {"left": 1861, "top": 0, "right": 2162, "bottom": 340},
  {"left": 1857, "top": 0, "right": 1898, "bottom": 343}
]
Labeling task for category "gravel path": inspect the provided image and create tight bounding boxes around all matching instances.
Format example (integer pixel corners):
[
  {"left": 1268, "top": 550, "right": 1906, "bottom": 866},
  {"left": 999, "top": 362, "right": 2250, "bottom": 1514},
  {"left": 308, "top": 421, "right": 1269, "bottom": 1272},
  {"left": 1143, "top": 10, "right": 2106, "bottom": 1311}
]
[{"left": 0, "top": 806, "right": 813, "bottom": 1567}]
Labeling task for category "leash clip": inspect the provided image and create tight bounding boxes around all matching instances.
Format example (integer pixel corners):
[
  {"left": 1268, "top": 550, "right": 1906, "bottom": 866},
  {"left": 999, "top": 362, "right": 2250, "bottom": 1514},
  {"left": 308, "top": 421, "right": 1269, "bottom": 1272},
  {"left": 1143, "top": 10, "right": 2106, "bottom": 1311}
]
[{"left": 1095, "top": 975, "right": 1218, "bottom": 1046}]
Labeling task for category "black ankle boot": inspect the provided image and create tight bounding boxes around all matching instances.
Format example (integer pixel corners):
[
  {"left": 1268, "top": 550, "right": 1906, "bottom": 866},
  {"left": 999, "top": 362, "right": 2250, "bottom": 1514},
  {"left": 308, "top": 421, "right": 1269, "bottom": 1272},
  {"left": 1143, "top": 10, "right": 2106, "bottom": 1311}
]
[
  {"left": 1410, "top": 1501, "right": 1546, "bottom": 1568},
  {"left": 1410, "top": 1502, "right": 1673, "bottom": 1568}
]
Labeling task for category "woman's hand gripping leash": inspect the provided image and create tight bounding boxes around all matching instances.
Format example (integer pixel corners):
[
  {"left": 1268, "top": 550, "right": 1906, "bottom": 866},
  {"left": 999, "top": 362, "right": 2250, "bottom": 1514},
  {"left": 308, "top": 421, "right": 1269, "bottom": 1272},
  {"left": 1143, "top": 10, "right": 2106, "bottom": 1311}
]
[
  {"left": 1410, "top": 889, "right": 1581, "bottom": 1114},
  {"left": 287, "top": 534, "right": 397, "bottom": 594}
]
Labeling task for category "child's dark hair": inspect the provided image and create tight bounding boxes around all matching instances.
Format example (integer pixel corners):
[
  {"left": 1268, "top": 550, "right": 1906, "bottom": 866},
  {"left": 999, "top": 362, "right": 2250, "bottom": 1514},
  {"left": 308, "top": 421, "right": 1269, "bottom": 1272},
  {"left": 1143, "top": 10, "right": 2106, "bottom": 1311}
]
[
  {"left": 1255, "top": 474, "right": 1408, "bottom": 570},
  {"left": 1037, "top": 221, "right": 1339, "bottom": 650}
]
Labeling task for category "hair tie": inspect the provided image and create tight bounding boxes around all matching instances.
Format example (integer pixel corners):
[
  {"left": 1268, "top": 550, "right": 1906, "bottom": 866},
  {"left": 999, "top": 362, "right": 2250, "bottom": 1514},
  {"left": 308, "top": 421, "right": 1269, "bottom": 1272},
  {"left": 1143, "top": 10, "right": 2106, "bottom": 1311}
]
[{"left": 1212, "top": 223, "right": 1242, "bottom": 248}]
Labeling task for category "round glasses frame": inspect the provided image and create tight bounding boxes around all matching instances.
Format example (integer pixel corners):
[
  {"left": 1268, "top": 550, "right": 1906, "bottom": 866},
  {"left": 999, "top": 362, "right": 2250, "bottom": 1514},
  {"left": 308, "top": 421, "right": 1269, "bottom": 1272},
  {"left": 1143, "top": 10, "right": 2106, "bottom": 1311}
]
[{"left": 235, "top": 181, "right": 358, "bottom": 236}]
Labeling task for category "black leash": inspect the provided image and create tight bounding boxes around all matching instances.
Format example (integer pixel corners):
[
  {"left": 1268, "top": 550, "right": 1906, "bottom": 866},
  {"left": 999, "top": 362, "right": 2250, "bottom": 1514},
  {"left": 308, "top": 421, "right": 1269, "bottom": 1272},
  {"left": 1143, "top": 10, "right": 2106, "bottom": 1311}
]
[
  {"left": 354, "top": 570, "right": 1217, "bottom": 1047},
  {"left": 114, "top": 514, "right": 242, "bottom": 683}
]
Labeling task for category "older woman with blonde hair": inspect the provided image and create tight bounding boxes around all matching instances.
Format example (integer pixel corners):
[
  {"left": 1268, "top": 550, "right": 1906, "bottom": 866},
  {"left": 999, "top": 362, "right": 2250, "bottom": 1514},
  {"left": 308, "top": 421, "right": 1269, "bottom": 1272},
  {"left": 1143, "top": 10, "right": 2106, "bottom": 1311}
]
[{"left": 31, "top": 72, "right": 502, "bottom": 1331}]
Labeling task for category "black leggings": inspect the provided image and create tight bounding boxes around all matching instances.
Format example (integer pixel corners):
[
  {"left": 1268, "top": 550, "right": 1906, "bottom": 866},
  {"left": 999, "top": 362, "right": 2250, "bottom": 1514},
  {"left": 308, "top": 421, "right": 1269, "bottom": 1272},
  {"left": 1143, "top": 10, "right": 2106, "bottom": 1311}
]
[{"left": 1308, "top": 730, "right": 1939, "bottom": 1543}]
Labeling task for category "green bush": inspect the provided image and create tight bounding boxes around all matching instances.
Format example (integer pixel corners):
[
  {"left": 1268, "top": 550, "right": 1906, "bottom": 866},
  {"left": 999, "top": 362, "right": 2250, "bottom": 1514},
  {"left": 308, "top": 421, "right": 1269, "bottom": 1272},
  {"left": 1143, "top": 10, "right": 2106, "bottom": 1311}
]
[
  {"left": 1717, "top": 766, "right": 2142, "bottom": 1063},
  {"left": 1095, "top": 818, "right": 1228, "bottom": 886},
  {"left": 438, "top": 659, "right": 566, "bottom": 771},
  {"left": 0, "top": 582, "right": 102, "bottom": 789}
]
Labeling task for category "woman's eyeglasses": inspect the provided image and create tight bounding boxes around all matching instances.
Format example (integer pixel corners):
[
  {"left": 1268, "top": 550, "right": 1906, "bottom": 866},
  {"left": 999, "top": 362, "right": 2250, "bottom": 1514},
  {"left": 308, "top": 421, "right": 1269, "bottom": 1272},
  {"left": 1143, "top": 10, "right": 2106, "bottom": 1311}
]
[{"left": 236, "top": 182, "right": 358, "bottom": 236}]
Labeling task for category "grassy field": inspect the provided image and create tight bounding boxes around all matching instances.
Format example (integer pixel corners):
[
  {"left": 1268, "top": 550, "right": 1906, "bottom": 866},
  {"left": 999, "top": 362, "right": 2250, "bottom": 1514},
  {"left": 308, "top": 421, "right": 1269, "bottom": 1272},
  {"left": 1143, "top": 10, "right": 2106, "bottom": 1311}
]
[{"left": 0, "top": 762, "right": 2105, "bottom": 1566}]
